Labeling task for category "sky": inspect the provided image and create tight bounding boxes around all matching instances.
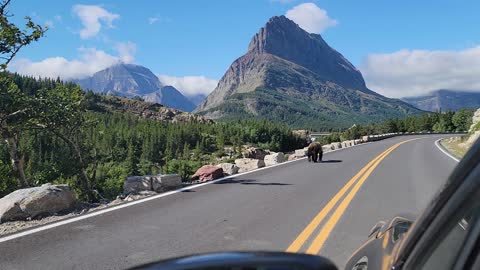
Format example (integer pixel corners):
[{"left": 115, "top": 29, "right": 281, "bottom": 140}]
[{"left": 7, "top": 0, "right": 480, "bottom": 98}]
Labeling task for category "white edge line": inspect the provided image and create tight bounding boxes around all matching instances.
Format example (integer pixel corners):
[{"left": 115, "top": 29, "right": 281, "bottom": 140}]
[
  {"left": 0, "top": 139, "right": 378, "bottom": 243},
  {"left": 435, "top": 138, "right": 460, "bottom": 163}
]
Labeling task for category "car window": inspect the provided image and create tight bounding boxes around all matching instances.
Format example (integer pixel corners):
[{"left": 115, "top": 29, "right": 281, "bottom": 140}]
[{"left": 418, "top": 199, "right": 480, "bottom": 270}]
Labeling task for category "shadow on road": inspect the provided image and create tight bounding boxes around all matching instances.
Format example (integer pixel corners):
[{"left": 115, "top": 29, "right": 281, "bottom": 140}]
[
  {"left": 214, "top": 179, "right": 292, "bottom": 186},
  {"left": 320, "top": 160, "right": 342, "bottom": 163}
]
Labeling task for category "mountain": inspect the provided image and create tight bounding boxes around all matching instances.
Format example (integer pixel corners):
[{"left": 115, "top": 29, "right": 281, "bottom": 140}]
[
  {"left": 189, "top": 94, "right": 208, "bottom": 106},
  {"left": 144, "top": 86, "right": 196, "bottom": 112},
  {"left": 402, "top": 90, "right": 480, "bottom": 112},
  {"left": 75, "top": 63, "right": 195, "bottom": 112},
  {"left": 195, "top": 16, "right": 421, "bottom": 129}
]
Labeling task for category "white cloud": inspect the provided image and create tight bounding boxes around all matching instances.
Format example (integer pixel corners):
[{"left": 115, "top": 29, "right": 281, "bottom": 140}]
[
  {"left": 114, "top": 41, "right": 136, "bottom": 63},
  {"left": 10, "top": 42, "right": 137, "bottom": 80},
  {"left": 360, "top": 46, "right": 480, "bottom": 98},
  {"left": 73, "top": 5, "right": 119, "bottom": 39},
  {"left": 148, "top": 17, "right": 159, "bottom": 24},
  {"left": 54, "top": 15, "right": 62, "bottom": 22},
  {"left": 158, "top": 75, "right": 218, "bottom": 97},
  {"left": 285, "top": 3, "right": 337, "bottom": 34}
]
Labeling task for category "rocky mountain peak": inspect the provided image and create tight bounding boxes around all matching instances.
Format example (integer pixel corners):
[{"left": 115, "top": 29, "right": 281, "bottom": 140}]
[
  {"left": 74, "top": 63, "right": 196, "bottom": 112},
  {"left": 247, "top": 15, "right": 366, "bottom": 90}
]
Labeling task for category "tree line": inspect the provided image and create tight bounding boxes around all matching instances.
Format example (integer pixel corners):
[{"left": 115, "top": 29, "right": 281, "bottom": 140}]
[{"left": 316, "top": 109, "right": 474, "bottom": 145}]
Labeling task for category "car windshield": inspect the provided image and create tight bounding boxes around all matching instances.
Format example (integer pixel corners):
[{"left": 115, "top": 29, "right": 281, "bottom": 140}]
[{"left": 0, "top": 1, "right": 478, "bottom": 270}]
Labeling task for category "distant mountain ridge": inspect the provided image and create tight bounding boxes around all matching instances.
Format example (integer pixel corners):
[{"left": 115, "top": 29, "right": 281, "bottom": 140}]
[
  {"left": 74, "top": 63, "right": 196, "bottom": 112},
  {"left": 402, "top": 90, "right": 480, "bottom": 112},
  {"left": 195, "top": 16, "right": 420, "bottom": 129}
]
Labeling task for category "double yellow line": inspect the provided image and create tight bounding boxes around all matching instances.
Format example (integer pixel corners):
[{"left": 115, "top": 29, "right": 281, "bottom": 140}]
[{"left": 286, "top": 138, "right": 420, "bottom": 254}]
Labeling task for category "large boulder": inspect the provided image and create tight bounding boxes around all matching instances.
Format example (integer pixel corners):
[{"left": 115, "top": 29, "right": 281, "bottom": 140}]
[
  {"left": 235, "top": 158, "right": 265, "bottom": 173},
  {"left": 124, "top": 174, "right": 182, "bottom": 193},
  {"left": 151, "top": 174, "right": 182, "bottom": 192},
  {"left": 294, "top": 148, "right": 308, "bottom": 157},
  {"left": 264, "top": 152, "right": 285, "bottom": 166},
  {"left": 124, "top": 176, "right": 153, "bottom": 193},
  {"left": 216, "top": 163, "right": 239, "bottom": 176},
  {"left": 192, "top": 165, "right": 224, "bottom": 182},
  {"left": 354, "top": 139, "right": 362, "bottom": 145},
  {"left": 331, "top": 142, "right": 342, "bottom": 150},
  {"left": 0, "top": 183, "right": 77, "bottom": 223},
  {"left": 322, "top": 144, "right": 333, "bottom": 152},
  {"left": 242, "top": 147, "right": 268, "bottom": 160}
]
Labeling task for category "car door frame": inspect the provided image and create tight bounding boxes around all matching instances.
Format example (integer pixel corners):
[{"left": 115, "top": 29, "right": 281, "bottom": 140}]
[{"left": 390, "top": 138, "right": 480, "bottom": 270}]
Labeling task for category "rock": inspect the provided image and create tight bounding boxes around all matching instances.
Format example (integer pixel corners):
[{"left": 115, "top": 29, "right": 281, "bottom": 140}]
[
  {"left": 151, "top": 174, "right": 182, "bottom": 192},
  {"left": 124, "top": 176, "right": 153, "bottom": 194},
  {"left": 470, "top": 108, "right": 480, "bottom": 132},
  {"left": 192, "top": 165, "right": 224, "bottom": 182},
  {"left": 264, "top": 152, "right": 285, "bottom": 166},
  {"left": 216, "top": 163, "right": 239, "bottom": 175},
  {"left": 362, "top": 136, "right": 369, "bottom": 142},
  {"left": 331, "top": 142, "right": 342, "bottom": 150},
  {"left": 124, "top": 174, "right": 182, "bottom": 193},
  {"left": 287, "top": 154, "right": 296, "bottom": 161},
  {"left": 0, "top": 183, "right": 77, "bottom": 223},
  {"left": 235, "top": 158, "right": 265, "bottom": 173},
  {"left": 466, "top": 131, "right": 480, "bottom": 146},
  {"left": 322, "top": 144, "right": 333, "bottom": 152},
  {"left": 242, "top": 147, "right": 268, "bottom": 160},
  {"left": 294, "top": 148, "right": 307, "bottom": 157},
  {"left": 341, "top": 142, "right": 349, "bottom": 148},
  {"left": 354, "top": 139, "right": 362, "bottom": 145}
]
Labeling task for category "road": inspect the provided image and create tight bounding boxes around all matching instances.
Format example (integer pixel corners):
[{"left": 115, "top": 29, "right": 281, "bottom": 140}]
[{"left": 0, "top": 135, "right": 458, "bottom": 270}]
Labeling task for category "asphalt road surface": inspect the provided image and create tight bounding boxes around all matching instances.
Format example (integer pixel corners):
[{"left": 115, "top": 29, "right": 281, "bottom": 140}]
[{"left": 0, "top": 135, "right": 458, "bottom": 270}]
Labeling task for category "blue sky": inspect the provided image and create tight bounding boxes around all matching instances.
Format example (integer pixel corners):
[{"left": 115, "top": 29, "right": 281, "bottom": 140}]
[{"left": 8, "top": 0, "right": 480, "bottom": 97}]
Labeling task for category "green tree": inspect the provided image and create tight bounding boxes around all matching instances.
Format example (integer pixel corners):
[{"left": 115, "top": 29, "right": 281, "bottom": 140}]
[
  {"left": 126, "top": 138, "right": 140, "bottom": 176},
  {"left": 452, "top": 109, "right": 473, "bottom": 131},
  {"left": 0, "top": 0, "right": 46, "bottom": 187},
  {"left": 33, "top": 84, "right": 97, "bottom": 201},
  {"left": 0, "top": 0, "right": 46, "bottom": 69}
]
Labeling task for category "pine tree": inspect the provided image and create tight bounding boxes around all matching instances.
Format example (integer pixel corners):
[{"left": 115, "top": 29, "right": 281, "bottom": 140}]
[{"left": 126, "top": 139, "right": 139, "bottom": 176}]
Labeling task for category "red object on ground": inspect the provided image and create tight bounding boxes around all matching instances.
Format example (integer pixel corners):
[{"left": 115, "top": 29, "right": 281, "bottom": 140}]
[{"left": 192, "top": 165, "right": 224, "bottom": 182}]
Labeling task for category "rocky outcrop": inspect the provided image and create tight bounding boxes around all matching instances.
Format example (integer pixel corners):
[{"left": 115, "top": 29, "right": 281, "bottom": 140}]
[
  {"left": 216, "top": 163, "right": 239, "bottom": 176},
  {"left": 0, "top": 184, "right": 77, "bottom": 223},
  {"left": 264, "top": 152, "right": 285, "bottom": 166},
  {"left": 235, "top": 158, "right": 265, "bottom": 173},
  {"left": 470, "top": 108, "right": 480, "bottom": 131},
  {"left": 124, "top": 174, "right": 182, "bottom": 194},
  {"left": 192, "top": 165, "right": 224, "bottom": 182},
  {"left": 94, "top": 95, "right": 213, "bottom": 124}
]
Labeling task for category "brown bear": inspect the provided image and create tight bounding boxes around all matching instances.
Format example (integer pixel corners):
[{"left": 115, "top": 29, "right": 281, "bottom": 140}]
[{"left": 307, "top": 142, "right": 323, "bottom": 163}]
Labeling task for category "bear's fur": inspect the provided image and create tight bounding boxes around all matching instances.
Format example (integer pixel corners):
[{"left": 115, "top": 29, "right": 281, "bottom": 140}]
[{"left": 307, "top": 142, "right": 323, "bottom": 163}]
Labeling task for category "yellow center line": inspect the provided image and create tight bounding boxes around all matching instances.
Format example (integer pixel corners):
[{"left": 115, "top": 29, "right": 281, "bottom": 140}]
[
  {"left": 305, "top": 138, "right": 420, "bottom": 254},
  {"left": 285, "top": 142, "right": 399, "bottom": 253}
]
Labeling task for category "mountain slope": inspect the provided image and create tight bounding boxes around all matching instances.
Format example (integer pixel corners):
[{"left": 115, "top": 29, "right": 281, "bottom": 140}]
[
  {"left": 144, "top": 86, "right": 196, "bottom": 112},
  {"left": 195, "top": 16, "right": 421, "bottom": 129},
  {"left": 75, "top": 63, "right": 195, "bottom": 112},
  {"left": 402, "top": 90, "right": 480, "bottom": 112}
]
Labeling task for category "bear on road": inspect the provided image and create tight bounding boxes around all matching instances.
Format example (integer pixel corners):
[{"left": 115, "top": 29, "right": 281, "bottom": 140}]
[{"left": 307, "top": 142, "right": 323, "bottom": 163}]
